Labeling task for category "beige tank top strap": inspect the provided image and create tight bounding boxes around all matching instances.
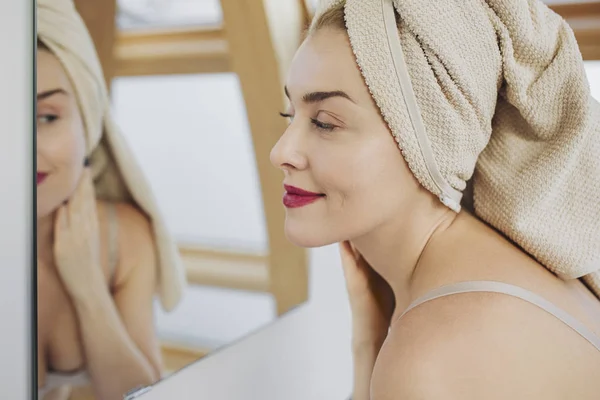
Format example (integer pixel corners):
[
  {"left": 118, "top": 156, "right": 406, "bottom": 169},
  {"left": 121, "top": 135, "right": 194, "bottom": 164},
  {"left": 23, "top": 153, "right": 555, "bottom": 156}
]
[
  {"left": 105, "top": 202, "right": 119, "bottom": 285},
  {"left": 398, "top": 281, "right": 600, "bottom": 352}
]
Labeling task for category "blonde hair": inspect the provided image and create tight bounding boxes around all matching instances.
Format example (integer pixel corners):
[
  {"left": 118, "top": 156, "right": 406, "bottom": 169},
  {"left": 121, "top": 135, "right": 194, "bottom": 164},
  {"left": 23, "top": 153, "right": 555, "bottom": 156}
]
[{"left": 310, "top": 2, "right": 346, "bottom": 33}]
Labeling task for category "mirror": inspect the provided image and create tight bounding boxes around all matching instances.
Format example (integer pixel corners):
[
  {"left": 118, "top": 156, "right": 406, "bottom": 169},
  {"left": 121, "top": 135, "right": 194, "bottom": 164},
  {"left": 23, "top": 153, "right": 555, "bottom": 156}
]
[{"left": 36, "top": 0, "right": 309, "bottom": 399}]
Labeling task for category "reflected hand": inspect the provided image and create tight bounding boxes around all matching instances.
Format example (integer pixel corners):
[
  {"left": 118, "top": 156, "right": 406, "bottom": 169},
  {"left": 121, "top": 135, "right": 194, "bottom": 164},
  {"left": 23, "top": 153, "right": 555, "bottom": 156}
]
[
  {"left": 339, "top": 241, "right": 395, "bottom": 349},
  {"left": 53, "top": 167, "right": 104, "bottom": 300}
]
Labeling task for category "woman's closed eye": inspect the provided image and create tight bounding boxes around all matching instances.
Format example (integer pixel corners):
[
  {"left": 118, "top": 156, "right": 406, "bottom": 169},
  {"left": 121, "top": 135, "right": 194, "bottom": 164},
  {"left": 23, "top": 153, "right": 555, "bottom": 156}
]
[
  {"left": 278, "top": 112, "right": 338, "bottom": 132},
  {"left": 279, "top": 112, "right": 294, "bottom": 122},
  {"left": 310, "top": 118, "right": 336, "bottom": 132},
  {"left": 37, "top": 114, "right": 59, "bottom": 124}
]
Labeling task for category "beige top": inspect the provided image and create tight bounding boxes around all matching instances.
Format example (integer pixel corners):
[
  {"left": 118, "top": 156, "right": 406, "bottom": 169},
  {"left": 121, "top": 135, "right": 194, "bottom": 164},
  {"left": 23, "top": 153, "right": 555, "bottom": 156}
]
[{"left": 400, "top": 281, "right": 600, "bottom": 352}]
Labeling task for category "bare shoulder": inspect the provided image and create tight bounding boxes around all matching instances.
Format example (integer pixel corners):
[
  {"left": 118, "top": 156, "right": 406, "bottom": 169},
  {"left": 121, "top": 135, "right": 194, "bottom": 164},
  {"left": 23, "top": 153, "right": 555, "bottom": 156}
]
[
  {"left": 96, "top": 200, "right": 156, "bottom": 279},
  {"left": 370, "top": 292, "right": 600, "bottom": 400}
]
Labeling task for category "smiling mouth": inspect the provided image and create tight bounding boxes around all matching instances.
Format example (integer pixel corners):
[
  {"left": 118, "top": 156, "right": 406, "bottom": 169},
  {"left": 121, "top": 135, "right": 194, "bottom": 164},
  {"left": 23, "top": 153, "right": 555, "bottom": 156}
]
[
  {"left": 37, "top": 172, "right": 48, "bottom": 185},
  {"left": 283, "top": 184, "right": 325, "bottom": 208}
]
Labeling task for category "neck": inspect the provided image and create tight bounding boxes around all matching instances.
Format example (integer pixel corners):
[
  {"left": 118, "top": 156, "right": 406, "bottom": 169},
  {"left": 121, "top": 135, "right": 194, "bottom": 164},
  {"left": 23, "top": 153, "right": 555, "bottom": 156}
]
[
  {"left": 351, "top": 199, "right": 457, "bottom": 315},
  {"left": 37, "top": 212, "right": 56, "bottom": 264}
]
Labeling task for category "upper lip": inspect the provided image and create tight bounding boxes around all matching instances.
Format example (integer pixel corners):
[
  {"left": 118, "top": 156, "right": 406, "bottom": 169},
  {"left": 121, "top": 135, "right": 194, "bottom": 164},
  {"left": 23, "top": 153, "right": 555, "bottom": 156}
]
[{"left": 284, "top": 184, "right": 324, "bottom": 196}]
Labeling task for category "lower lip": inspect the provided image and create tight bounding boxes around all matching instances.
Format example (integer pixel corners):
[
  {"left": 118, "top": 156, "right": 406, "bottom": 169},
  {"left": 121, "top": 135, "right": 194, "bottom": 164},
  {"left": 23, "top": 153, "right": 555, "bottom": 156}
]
[
  {"left": 37, "top": 173, "right": 48, "bottom": 185},
  {"left": 283, "top": 193, "right": 324, "bottom": 208}
]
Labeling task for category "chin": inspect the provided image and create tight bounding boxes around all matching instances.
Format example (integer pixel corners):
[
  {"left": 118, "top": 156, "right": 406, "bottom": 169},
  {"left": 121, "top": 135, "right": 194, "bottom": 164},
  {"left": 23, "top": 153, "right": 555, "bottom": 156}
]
[
  {"left": 284, "top": 219, "right": 334, "bottom": 248},
  {"left": 36, "top": 204, "right": 54, "bottom": 220},
  {"left": 37, "top": 194, "right": 66, "bottom": 220}
]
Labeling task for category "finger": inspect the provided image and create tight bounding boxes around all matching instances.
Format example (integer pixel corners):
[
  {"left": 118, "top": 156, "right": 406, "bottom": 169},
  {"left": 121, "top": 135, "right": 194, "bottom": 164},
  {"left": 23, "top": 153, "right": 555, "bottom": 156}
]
[
  {"left": 53, "top": 205, "right": 68, "bottom": 241},
  {"left": 66, "top": 171, "right": 84, "bottom": 217},
  {"left": 79, "top": 168, "right": 97, "bottom": 215},
  {"left": 75, "top": 168, "right": 95, "bottom": 204},
  {"left": 339, "top": 241, "right": 364, "bottom": 284},
  {"left": 69, "top": 168, "right": 96, "bottom": 218},
  {"left": 339, "top": 241, "right": 357, "bottom": 264},
  {"left": 74, "top": 168, "right": 93, "bottom": 199},
  {"left": 82, "top": 166, "right": 95, "bottom": 193}
]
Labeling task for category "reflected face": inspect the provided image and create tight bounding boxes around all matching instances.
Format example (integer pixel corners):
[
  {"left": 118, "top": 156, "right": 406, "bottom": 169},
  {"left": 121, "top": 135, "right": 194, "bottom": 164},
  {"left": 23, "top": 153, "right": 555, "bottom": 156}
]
[
  {"left": 270, "top": 28, "right": 419, "bottom": 248},
  {"left": 36, "top": 48, "right": 86, "bottom": 218}
]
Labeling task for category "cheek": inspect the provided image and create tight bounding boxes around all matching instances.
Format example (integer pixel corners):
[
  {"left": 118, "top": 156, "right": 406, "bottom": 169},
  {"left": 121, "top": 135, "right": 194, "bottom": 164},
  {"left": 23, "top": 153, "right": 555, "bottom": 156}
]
[
  {"left": 39, "top": 119, "right": 86, "bottom": 169},
  {"left": 316, "top": 138, "right": 399, "bottom": 209},
  {"left": 357, "top": 141, "right": 412, "bottom": 214},
  {"left": 37, "top": 117, "right": 87, "bottom": 210}
]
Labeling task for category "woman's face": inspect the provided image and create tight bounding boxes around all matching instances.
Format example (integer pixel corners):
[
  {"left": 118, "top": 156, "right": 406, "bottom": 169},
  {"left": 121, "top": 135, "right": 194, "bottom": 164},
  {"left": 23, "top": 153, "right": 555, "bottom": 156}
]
[
  {"left": 270, "top": 28, "right": 421, "bottom": 248},
  {"left": 36, "top": 48, "right": 86, "bottom": 219}
]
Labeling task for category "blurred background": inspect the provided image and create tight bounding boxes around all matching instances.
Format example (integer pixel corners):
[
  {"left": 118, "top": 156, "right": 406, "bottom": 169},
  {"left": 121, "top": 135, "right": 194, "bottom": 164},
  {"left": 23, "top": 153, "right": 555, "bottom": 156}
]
[{"left": 69, "top": 0, "right": 600, "bottom": 393}]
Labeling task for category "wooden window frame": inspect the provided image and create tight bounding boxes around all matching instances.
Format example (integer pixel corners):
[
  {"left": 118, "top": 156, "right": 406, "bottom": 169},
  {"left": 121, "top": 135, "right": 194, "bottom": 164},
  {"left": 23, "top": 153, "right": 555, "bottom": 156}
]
[
  {"left": 114, "top": 25, "right": 231, "bottom": 76},
  {"left": 549, "top": 2, "right": 600, "bottom": 60},
  {"left": 113, "top": 0, "right": 311, "bottom": 77}
]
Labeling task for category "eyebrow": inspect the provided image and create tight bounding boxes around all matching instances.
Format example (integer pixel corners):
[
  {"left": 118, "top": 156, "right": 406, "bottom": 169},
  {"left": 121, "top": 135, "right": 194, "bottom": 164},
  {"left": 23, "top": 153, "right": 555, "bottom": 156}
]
[
  {"left": 284, "top": 86, "right": 355, "bottom": 104},
  {"left": 37, "top": 88, "right": 68, "bottom": 101}
]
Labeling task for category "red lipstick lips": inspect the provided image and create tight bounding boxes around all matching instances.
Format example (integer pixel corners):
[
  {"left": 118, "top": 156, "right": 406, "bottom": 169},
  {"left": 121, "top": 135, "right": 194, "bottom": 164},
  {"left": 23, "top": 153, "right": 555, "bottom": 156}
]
[
  {"left": 37, "top": 172, "right": 48, "bottom": 185},
  {"left": 283, "top": 184, "right": 325, "bottom": 208}
]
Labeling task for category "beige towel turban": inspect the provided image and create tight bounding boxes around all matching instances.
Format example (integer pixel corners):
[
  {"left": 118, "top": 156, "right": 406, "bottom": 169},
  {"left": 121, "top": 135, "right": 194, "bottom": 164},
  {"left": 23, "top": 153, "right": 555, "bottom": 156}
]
[
  {"left": 312, "top": 0, "right": 600, "bottom": 297},
  {"left": 38, "top": 0, "right": 186, "bottom": 311}
]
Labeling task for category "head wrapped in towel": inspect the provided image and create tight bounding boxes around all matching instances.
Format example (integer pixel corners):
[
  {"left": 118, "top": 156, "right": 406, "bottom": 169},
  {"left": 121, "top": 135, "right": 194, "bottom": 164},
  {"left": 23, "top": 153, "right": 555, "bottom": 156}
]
[
  {"left": 311, "top": 0, "right": 600, "bottom": 297},
  {"left": 37, "top": 0, "right": 186, "bottom": 311}
]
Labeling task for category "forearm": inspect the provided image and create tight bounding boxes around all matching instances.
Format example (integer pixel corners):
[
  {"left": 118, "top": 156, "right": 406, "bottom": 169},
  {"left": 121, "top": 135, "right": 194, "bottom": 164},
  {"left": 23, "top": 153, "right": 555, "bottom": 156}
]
[{"left": 73, "top": 286, "right": 158, "bottom": 400}]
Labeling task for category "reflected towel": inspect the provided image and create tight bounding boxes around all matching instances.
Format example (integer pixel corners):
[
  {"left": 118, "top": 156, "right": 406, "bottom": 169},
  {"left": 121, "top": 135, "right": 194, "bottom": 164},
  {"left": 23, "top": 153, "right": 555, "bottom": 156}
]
[
  {"left": 313, "top": 0, "right": 600, "bottom": 297},
  {"left": 37, "top": 0, "right": 186, "bottom": 311}
]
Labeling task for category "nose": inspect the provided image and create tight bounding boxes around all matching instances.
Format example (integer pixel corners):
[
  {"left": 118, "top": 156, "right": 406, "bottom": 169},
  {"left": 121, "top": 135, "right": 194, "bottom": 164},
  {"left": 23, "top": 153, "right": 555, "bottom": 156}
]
[{"left": 269, "top": 124, "right": 308, "bottom": 172}]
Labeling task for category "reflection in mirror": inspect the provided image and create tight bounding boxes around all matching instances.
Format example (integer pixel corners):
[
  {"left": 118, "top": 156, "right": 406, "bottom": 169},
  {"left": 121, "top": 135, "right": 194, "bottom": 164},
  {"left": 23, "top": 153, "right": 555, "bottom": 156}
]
[
  {"left": 37, "top": 1, "right": 186, "bottom": 399},
  {"left": 37, "top": 0, "right": 309, "bottom": 399},
  {"left": 111, "top": 73, "right": 276, "bottom": 370}
]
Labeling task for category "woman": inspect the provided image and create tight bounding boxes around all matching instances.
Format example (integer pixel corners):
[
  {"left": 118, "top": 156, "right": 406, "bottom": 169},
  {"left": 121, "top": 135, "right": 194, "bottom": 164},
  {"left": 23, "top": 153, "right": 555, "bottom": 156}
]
[
  {"left": 271, "top": 0, "right": 600, "bottom": 398},
  {"left": 37, "top": 1, "right": 186, "bottom": 399}
]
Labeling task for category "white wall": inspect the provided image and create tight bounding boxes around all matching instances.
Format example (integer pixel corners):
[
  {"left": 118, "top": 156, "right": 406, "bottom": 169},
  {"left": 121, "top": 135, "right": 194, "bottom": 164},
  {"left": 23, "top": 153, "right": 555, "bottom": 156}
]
[{"left": 111, "top": 62, "right": 600, "bottom": 350}]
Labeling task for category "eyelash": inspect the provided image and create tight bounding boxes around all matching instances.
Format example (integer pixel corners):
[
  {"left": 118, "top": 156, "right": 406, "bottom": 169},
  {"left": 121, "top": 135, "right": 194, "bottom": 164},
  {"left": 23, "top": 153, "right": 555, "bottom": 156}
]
[
  {"left": 278, "top": 112, "right": 336, "bottom": 132},
  {"left": 37, "top": 114, "right": 58, "bottom": 124},
  {"left": 310, "top": 118, "right": 335, "bottom": 132}
]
